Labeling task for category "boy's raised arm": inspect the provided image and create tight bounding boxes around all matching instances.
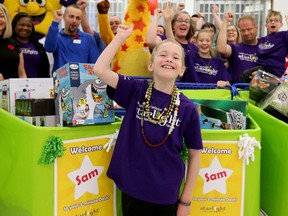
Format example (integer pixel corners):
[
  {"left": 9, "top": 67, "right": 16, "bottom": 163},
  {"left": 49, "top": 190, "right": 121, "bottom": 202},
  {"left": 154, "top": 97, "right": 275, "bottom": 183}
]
[
  {"left": 217, "top": 12, "right": 233, "bottom": 58},
  {"left": 93, "top": 24, "right": 133, "bottom": 89}
]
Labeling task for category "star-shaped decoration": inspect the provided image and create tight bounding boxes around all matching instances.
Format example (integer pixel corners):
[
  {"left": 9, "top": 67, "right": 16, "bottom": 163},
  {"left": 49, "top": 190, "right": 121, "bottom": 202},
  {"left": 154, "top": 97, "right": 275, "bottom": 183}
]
[
  {"left": 135, "top": 35, "right": 144, "bottom": 44},
  {"left": 137, "top": 4, "right": 145, "bottom": 13},
  {"left": 199, "top": 156, "right": 233, "bottom": 194},
  {"left": 112, "top": 60, "right": 121, "bottom": 72},
  {"left": 67, "top": 155, "right": 104, "bottom": 200},
  {"left": 124, "top": 13, "right": 130, "bottom": 22},
  {"left": 121, "top": 43, "right": 129, "bottom": 52},
  {"left": 133, "top": 18, "right": 147, "bottom": 32}
]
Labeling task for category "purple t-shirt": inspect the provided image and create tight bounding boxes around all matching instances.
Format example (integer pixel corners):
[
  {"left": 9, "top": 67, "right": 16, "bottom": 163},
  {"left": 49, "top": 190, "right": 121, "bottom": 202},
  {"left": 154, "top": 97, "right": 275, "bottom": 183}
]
[
  {"left": 179, "top": 42, "right": 198, "bottom": 82},
  {"left": 257, "top": 31, "right": 288, "bottom": 77},
  {"left": 107, "top": 75, "right": 203, "bottom": 204},
  {"left": 182, "top": 53, "right": 230, "bottom": 83},
  {"left": 19, "top": 42, "right": 42, "bottom": 78},
  {"left": 228, "top": 42, "right": 258, "bottom": 84}
]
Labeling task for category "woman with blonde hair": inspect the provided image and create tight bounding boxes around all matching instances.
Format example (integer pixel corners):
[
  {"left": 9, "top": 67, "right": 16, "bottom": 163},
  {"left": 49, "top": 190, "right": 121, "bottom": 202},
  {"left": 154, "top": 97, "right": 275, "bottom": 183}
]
[{"left": 0, "top": 4, "right": 26, "bottom": 80}]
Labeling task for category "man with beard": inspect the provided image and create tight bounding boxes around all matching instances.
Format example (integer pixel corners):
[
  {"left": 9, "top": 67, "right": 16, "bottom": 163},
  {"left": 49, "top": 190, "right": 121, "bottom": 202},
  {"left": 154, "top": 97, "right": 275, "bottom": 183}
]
[{"left": 45, "top": 4, "right": 99, "bottom": 72}]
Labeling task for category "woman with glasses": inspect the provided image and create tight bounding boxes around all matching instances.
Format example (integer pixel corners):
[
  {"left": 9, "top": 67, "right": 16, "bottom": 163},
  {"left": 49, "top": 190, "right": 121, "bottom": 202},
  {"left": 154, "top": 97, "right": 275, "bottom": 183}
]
[
  {"left": 0, "top": 4, "right": 26, "bottom": 80},
  {"left": 11, "top": 12, "right": 50, "bottom": 78},
  {"left": 146, "top": 3, "right": 198, "bottom": 80}
]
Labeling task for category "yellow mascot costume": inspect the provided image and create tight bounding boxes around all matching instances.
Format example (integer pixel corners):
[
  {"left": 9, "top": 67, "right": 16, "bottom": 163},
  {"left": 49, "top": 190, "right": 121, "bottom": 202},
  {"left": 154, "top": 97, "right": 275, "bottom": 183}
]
[
  {"left": 97, "top": 0, "right": 152, "bottom": 77},
  {"left": 3, "top": 0, "right": 62, "bottom": 37}
]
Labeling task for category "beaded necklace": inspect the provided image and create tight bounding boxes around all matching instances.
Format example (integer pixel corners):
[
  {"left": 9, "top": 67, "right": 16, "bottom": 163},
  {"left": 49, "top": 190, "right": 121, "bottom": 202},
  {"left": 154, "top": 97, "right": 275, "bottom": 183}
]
[
  {"left": 200, "top": 56, "right": 212, "bottom": 72},
  {"left": 141, "top": 81, "right": 180, "bottom": 147}
]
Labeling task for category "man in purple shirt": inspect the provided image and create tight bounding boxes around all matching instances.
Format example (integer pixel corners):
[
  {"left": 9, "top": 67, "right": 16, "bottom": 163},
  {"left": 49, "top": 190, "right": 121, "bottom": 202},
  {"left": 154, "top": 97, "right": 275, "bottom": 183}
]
[{"left": 217, "top": 13, "right": 258, "bottom": 84}]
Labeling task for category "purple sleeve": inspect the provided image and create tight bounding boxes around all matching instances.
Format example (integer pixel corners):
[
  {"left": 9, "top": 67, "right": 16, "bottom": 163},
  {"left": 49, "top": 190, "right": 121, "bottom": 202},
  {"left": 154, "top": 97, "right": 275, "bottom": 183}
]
[
  {"left": 182, "top": 97, "right": 203, "bottom": 150},
  {"left": 107, "top": 75, "right": 145, "bottom": 109}
]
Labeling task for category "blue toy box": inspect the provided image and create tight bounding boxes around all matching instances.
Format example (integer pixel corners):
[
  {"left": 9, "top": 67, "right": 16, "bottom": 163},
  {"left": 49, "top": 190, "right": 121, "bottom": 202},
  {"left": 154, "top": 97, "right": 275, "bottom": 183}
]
[{"left": 53, "top": 63, "right": 115, "bottom": 126}]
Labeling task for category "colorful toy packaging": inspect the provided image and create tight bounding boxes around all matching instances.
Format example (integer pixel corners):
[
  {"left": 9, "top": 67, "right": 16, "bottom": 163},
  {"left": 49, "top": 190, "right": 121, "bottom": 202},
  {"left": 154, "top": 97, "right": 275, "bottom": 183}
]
[
  {"left": 257, "top": 81, "right": 288, "bottom": 123},
  {"left": 53, "top": 63, "right": 115, "bottom": 126},
  {"left": 249, "top": 70, "right": 279, "bottom": 102},
  {"left": 191, "top": 99, "right": 247, "bottom": 130}
]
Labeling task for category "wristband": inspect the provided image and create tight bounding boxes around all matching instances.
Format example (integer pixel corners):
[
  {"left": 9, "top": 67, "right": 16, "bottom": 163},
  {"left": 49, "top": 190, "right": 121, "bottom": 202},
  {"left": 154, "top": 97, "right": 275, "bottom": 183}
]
[{"left": 178, "top": 199, "right": 191, "bottom": 206}]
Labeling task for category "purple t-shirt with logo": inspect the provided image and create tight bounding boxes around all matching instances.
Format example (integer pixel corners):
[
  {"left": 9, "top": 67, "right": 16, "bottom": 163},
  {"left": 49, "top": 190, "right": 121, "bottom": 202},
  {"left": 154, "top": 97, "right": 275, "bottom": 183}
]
[
  {"left": 107, "top": 75, "right": 203, "bottom": 204},
  {"left": 257, "top": 31, "right": 288, "bottom": 77},
  {"left": 182, "top": 53, "right": 230, "bottom": 83},
  {"left": 19, "top": 42, "right": 41, "bottom": 78},
  {"left": 228, "top": 42, "right": 258, "bottom": 83}
]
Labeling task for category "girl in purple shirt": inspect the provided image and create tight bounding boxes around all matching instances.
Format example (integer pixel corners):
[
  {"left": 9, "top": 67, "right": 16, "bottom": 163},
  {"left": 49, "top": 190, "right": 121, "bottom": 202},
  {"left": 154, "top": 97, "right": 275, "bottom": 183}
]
[
  {"left": 181, "top": 29, "right": 230, "bottom": 86},
  {"left": 94, "top": 24, "right": 202, "bottom": 216}
]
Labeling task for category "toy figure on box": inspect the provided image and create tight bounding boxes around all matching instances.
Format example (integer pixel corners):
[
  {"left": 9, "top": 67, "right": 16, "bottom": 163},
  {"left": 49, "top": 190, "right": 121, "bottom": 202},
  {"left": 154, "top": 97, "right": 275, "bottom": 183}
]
[
  {"left": 53, "top": 63, "right": 114, "bottom": 126},
  {"left": 72, "top": 79, "right": 113, "bottom": 121}
]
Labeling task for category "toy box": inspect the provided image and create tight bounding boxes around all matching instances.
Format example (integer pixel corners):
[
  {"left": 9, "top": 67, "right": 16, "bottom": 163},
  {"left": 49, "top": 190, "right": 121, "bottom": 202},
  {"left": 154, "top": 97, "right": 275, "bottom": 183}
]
[
  {"left": 53, "top": 63, "right": 115, "bottom": 126},
  {"left": 249, "top": 70, "right": 279, "bottom": 102},
  {"left": 0, "top": 78, "right": 54, "bottom": 114},
  {"left": 16, "top": 116, "right": 56, "bottom": 127},
  {"left": 257, "top": 82, "right": 288, "bottom": 123},
  {"left": 191, "top": 99, "right": 247, "bottom": 130}
]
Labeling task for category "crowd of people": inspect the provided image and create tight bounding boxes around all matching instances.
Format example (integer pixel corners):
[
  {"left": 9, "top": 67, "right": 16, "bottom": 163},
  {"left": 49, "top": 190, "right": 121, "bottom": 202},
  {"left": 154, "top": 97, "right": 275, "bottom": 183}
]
[
  {"left": 1, "top": 1, "right": 288, "bottom": 215},
  {"left": 1, "top": 2, "right": 287, "bottom": 83}
]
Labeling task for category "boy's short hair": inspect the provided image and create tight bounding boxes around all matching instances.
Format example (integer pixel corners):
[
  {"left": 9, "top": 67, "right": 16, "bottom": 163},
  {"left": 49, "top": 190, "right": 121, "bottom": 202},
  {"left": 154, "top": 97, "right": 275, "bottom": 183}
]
[
  {"left": 201, "top": 22, "right": 216, "bottom": 33},
  {"left": 237, "top": 15, "right": 258, "bottom": 28},
  {"left": 266, "top": 10, "right": 283, "bottom": 23},
  {"left": 150, "top": 39, "right": 185, "bottom": 67}
]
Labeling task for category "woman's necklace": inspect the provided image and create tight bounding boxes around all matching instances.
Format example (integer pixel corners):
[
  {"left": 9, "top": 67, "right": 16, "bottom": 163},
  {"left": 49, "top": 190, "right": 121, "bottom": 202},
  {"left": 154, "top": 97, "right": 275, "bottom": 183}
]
[
  {"left": 141, "top": 81, "right": 180, "bottom": 147},
  {"left": 200, "top": 55, "right": 212, "bottom": 72}
]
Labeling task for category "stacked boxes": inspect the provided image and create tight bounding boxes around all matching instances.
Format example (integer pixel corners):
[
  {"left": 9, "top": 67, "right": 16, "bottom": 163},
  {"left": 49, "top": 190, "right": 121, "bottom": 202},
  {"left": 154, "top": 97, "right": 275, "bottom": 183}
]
[
  {"left": 15, "top": 98, "right": 56, "bottom": 126},
  {"left": 53, "top": 63, "right": 115, "bottom": 126},
  {"left": 0, "top": 78, "right": 54, "bottom": 114}
]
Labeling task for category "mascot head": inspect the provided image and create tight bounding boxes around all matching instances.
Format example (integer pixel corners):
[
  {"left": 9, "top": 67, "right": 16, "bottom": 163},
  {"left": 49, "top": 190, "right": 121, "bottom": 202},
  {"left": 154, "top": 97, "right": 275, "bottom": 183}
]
[{"left": 3, "top": 0, "right": 62, "bottom": 37}]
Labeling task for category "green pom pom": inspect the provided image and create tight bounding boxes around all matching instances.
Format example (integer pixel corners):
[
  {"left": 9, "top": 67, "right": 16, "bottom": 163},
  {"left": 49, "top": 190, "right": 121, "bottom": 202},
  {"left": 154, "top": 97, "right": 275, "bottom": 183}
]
[
  {"left": 38, "top": 136, "right": 66, "bottom": 164},
  {"left": 180, "top": 142, "right": 189, "bottom": 162}
]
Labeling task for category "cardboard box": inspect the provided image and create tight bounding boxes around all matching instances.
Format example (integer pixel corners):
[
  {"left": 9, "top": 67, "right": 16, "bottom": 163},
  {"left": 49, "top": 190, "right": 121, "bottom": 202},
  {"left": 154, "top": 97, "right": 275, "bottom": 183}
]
[
  {"left": 249, "top": 70, "right": 279, "bottom": 102},
  {"left": 16, "top": 115, "right": 56, "bottom": 127},
  {"left": 191, "top": 99, "right": 248, "bottom": 130},
  {"left": 53, "top": 63, "right": 115, "bottom": 126},
  {"left": 15, "top": 98, "right": 55, "bottom": 116},
  {"left": 0, "top": 78, "right": 54, "bottom": 114},
  {"left": 257, "top": 82, "right": 288, "bottom": 123}
]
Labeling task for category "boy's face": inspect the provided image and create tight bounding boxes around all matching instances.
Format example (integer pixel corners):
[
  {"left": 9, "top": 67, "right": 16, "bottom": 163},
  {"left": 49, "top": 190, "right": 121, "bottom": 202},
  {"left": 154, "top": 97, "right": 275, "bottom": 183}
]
[
  {"left": 266, "top": 15, "right": 283, "bottom": 34},
  {"left": 148, "top": 42, "right": 185, "bottom": 80},
  {"left": 196, "top": 32, "right": 213, "bottom": 55}
]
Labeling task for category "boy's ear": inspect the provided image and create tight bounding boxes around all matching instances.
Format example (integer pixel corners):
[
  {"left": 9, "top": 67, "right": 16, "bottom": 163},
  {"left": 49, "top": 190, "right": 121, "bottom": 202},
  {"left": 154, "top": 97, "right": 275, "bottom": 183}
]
[
  {"left": 179, "top": 66, "right": 185, "bottom": 77},
  {"left": 147, "top": 62, "right": 153, "bottom": 72}
]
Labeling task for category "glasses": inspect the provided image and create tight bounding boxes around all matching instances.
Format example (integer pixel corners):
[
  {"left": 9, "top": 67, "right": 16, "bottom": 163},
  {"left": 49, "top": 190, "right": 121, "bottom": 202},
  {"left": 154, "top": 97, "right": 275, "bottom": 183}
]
[
  {"left": 267, "top": 19, "right": 281, "bottom": 23},
  {"left": 175, "top": 19, "right": 190, "bottom": 24},
  {"left": 227, "top": 29, "right": 237, "bottom": 33}
]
